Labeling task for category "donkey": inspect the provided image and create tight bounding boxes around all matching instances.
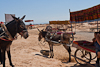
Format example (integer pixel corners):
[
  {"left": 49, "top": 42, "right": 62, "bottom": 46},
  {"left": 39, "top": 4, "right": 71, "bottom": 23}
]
[
  {"left": 0, "top": 15, "right": 29, "bottom": 67},
  {"left": 38, "top": 29, "right": 74, "bottom": 62}
]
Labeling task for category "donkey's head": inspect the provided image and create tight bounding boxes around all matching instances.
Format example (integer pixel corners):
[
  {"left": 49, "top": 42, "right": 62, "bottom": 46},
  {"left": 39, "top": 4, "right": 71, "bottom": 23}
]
[
  {"left": 11, "top": 15, "right": 29, "bottom": 39},
  {"left": 37, "top": 28, "right": 47, "bottom": 41}
]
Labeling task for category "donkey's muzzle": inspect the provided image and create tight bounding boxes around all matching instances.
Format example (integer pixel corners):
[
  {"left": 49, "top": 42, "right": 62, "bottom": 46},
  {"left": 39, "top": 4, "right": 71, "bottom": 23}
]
[
  {"left": 38, "top": 37, "right": 40, "bottom": 41},
  {"left": 23, "top": 31, "right": 29, "bottom": 39}
]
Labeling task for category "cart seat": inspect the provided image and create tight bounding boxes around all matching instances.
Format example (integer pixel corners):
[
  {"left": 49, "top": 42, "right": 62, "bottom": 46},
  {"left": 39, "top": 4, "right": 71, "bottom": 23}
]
[{"left": 73, "top": 40, "right": 96, "bottom": 53}]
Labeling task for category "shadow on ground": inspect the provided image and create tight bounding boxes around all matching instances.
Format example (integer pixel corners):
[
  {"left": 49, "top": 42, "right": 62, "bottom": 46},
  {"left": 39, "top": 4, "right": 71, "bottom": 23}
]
[
  {"left": 65, "top": 63, "right": 95, "bottom": 67},
  {"left": 35, "top": 54, "right": 49, "bottom": 58}
]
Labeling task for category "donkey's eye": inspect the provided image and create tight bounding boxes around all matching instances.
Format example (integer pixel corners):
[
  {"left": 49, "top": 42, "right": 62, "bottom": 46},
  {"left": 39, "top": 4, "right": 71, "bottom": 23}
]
[{"left": 20, "top": 25, "right": 24, "bottom": 28}]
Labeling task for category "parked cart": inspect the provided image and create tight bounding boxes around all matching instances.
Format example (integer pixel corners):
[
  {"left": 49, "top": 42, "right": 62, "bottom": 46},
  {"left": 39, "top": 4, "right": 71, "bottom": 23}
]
[{"left": 72, "top": 40, "right": 96, "bottom": 67}]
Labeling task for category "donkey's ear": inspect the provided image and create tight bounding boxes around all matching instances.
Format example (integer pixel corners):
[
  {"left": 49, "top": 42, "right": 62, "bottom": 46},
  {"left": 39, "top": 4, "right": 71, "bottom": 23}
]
[
  {"left": 37, "top": 28, "right": 40, "bottom": 32},
  {"left": 11, "top": 15, "right": 18, "bottom": 20},
  {"left": 21, "top": 15, "right": 26, "bottom": 20},
  {"left": 18, "top": 17, "right": 20, "bottom": 19}
]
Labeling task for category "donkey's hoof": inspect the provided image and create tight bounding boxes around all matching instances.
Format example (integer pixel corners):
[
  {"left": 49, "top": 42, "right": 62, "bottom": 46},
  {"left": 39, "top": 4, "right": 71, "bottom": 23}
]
[
  {"left": 11, "top": 65, "right": 14, "bottom": 67},
  {"left": 68, "top": 60, "right": 71, "bottom": 62},
  {"left": 50, "top": 56, "right": 53, "bottom": 58},
  {"left": 10, "top": 64, "right": 14, "bottom": 67}
]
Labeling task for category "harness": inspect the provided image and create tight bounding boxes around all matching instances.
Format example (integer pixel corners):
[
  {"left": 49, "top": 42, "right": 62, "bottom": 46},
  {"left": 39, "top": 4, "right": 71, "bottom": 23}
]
[
  {"left": 0, "top": 22, "right": 25, "bottom": 41},
  {"left": 0, "top": 24, "right": 15, "bottom": 41},
  {"left": 45, "top": 31, "right": 64, "bottom": 43}
]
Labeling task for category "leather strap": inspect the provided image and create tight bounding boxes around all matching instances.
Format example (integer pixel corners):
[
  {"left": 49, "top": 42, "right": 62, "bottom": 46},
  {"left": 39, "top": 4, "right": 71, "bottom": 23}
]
[
  {"left": 1, "top": 24, "right": 13, "bottom": 40},
  {"left": 61, "top": 33, "right": 63, "bottom": 41}
]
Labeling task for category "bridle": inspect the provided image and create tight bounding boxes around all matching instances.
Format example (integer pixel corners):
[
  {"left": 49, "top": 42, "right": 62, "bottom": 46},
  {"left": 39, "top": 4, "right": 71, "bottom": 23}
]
[{"left": 19, "top": 30, "right": 27, "bottom": 37}]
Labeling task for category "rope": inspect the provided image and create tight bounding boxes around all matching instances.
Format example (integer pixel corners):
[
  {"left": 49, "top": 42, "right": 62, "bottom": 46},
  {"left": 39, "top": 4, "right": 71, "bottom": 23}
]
[
  {"left": 38, "top": 42, "right": 43, "bottom": 50},
  {"left": 0, "top": 34, "right": 20, "bottom": 41},
  {"left": 38, "top": 40, "right": 48, "bottom": 50},
  {"left": 39, "top": 41, "right": 45, "bottom": 46}
]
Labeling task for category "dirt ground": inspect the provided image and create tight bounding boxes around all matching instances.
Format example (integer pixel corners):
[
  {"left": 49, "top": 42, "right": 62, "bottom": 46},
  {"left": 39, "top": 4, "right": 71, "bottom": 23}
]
[{"left": 0, "top": 23, "right": 97, "bottom": 67}]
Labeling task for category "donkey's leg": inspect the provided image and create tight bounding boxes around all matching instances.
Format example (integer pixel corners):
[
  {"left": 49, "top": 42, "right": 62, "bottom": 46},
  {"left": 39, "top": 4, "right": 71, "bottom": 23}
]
[
  {"left": 7, "top": 49, "right": 14, "bottom": 67},
  {"left": 68, "top": 47, "right": 71, "bottom": 62},
  {"left": 1, "top": 50, "right": 6, "bottom": 67},
  {"left": 63, "top": 45, "right": 71, "bottom": 62},
  {"left": 49, "top": 43, "right": 54, "bottom": 58},
  {"left": 0, "top": 49, "right": 2, "bottom": 64}
]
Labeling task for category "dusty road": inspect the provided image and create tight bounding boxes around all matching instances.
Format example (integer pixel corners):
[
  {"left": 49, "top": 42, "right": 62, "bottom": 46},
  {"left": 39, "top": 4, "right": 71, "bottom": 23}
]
[{"left": 0, "top": 24, "right": 96, "bottom": 67}]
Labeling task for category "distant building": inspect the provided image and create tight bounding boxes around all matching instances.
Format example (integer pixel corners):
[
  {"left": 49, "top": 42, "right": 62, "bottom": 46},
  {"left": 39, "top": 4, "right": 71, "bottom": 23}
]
[{"left": 49, "top": 20, "right": 70, "bottom": 24}]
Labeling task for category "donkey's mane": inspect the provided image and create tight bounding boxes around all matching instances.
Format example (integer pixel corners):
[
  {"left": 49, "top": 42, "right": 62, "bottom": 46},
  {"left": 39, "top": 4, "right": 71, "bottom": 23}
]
[{"left": 6, "top": 20, "right": 15, "bottom": 26}]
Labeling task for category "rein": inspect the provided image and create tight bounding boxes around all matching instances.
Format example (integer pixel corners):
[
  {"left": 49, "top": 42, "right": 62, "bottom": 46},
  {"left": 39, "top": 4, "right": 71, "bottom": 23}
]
[{"left": 0, "top": 34, "right": 20, "bottom": 41}]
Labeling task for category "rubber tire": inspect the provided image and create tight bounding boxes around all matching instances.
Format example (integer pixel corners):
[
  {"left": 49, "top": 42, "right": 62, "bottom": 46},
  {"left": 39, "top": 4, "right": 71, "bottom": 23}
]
[{"left": 74, "top": 49, "right": 91, "bottom": 65}]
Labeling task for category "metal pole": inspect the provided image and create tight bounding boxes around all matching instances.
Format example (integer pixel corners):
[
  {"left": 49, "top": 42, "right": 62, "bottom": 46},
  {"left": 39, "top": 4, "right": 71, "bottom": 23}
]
[
  {"left": 75, "top": 22, "right": 76, "bottom": 32},
  {"left": 69, "top": 9, "right": 72, "bottom": 31},
  {"left": 97, "top": 20, "right": 98, "bottom": 32},
  {"left": 69, "top": 9, "right": 74, "bottom": 40}
]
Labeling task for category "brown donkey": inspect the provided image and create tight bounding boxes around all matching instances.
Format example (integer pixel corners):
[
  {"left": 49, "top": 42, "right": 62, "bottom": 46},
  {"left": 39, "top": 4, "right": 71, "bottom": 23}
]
[{"left": 38, "top": 29, "right": 75, "bottom": 62}]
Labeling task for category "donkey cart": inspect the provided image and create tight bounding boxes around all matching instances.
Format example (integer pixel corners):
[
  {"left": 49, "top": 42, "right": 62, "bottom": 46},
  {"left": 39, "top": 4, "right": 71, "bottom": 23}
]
[{"left": 72, "top": 40, "right": 96, "bottom": 67}]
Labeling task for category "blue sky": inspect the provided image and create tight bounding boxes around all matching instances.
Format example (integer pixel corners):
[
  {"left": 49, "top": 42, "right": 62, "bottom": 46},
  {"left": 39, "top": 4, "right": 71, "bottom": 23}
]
[{"left": 0, "top": 0, "right": 100, "bottom": 25}]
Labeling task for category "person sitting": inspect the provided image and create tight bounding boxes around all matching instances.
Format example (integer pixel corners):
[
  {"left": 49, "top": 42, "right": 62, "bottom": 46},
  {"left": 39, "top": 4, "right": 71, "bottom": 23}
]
[
  {"left": 85, "top": 32, "right": 97, "bottom": 46},
  {"left": 93, "top": 32, "right": 100, "bottom": 66},
  {"left": 86, "top": 32, "right": 100, "bottom": 66}
]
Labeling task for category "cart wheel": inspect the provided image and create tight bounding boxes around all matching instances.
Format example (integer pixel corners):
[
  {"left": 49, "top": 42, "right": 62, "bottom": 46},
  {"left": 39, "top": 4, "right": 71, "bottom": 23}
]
[
  {"left": 74, "top": 49, "right": 91, "bottom": 65},
  {"left": 90, "top": 52, "right": 97, "bottom": 60}
]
